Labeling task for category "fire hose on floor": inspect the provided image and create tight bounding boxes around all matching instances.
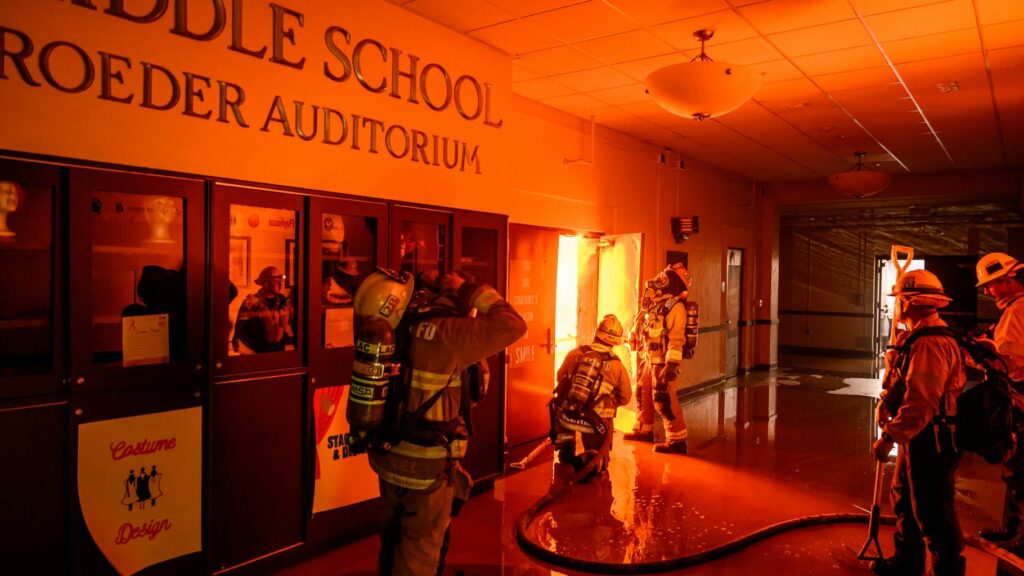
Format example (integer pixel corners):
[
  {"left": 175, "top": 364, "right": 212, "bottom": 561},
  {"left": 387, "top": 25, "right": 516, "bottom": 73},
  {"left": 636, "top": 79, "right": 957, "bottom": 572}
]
[{"left": 512, "top": 439, "right": 1024, "bottom": 574}]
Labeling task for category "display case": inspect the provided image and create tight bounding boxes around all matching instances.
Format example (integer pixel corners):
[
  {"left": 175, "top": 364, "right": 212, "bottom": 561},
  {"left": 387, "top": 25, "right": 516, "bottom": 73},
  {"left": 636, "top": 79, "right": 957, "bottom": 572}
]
[
  {"left": 390, "top": 205, "right": 450, "bottom": 278},
  {"left": 0, "top": 159, "right": 63, "bottom": 399},
  {"left": 211, "top": 183, "right": 304, "bottom": 375},
  {"left": 68, "top": 168, "right": 205, "bottom": 393}
]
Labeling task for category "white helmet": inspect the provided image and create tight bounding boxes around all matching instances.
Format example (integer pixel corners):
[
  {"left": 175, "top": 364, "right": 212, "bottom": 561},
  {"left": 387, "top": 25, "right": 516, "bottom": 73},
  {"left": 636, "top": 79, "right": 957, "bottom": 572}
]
[
  {"left": 889, "top": 269, "right": 951, "bottom": 309},
  {"left": 594, "top": 314, "right": 624, "bottom": 346},
  {"left": 976, "top": 252, "right": 1022, "bottom": 287}
]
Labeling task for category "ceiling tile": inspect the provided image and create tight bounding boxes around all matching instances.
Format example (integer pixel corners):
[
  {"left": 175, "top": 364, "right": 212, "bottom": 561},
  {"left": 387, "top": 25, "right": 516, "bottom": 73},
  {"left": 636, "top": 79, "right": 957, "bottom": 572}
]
[
  {"left": 402, "top": 0, "right": 514, "bottom": 33},
  {"left": 792, "top": 45, "right": 888, "bottom": 75},
  {"left": 514, "top": 45, "right": 603, "bottom": 75},
  {"left": 739, "top": 0, "right": 858, "bottom": 34},
  {"left": 573, "top": 29, "right": 677, "bottom": 64},
  {"left": 864, "top": 0, "right": 977, "bottom": 43},
  {"left": 848, "top": 0, "right": 949, "bottom": 16},
  {"left": 648, "top": 10, "right": 758, "bottom": 51},
  {"left": 520, "top": 0, "right": 639, "bottom": 43},
  {"left": 611, "top": 53, "right": 688, "bottom": 81},
  {"left": 768, "top": 20, "right": 874, "bottom": 57},
  {"left": 512, "top": 63, "right": 541, "bottom": 82},
  {"left": 586, "top": 106, "right": 642, "bottom": 125},
  {"left": 988, "top": 45, "right": 1024, "bottom": 70},
  {"left": 983, "top": 19, "right": 1024, "bottom": 50},
  {"left": 549, "top": 66, "right": 637, "bottom": 92},
  {"left": 814, "top": 67, "right": 898, "bottom": 91},
  {"left": 538, "top": 93, "right": 609, "bottom": 112},
  {"left": 482, "top": 0, "right": 586, "bottom": 18},
  {"left": 975, "top": 0, "right": 1024, "bottom": 25},
  {"left": 512, "top": 77, "right": 577, "bottom": 100},
  {"left": 894, "top": 53, "right": 990, "bottom": 109},
  {"left": 619, "top": 100, "right": 678, "bottom": 118},
  {"left": 704, "top": 37, "right": 781, "bottom": 65},
  {"left": 588, "top": 83, "right": 649, "bottom": 106},
  {"left": 469, "top": 19, "right": 562, "bottom": 55},
  {"left": 750, "top": 59, "right": 806, "bottom": 83},
  {"left": 754, "top": 78, "right": 825, "bottom": 105},
  {"left": 881, "top": 28, "right": 981, "bottom": 63},
  {"left": 757, "top": 91, "right": 834, "bottom": 115},
  {"left": 603, "top": 0, "right": 729, "bottom": 26}
]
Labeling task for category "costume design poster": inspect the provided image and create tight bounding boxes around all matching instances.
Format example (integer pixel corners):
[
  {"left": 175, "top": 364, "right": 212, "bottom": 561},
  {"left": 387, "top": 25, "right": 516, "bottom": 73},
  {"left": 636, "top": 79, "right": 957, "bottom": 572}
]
[
  {"left": 312, "top": 387, "right": 379, "bottom": 513},
  {"left": 78, "top": 407, "right": 202, "bottom": 575}
]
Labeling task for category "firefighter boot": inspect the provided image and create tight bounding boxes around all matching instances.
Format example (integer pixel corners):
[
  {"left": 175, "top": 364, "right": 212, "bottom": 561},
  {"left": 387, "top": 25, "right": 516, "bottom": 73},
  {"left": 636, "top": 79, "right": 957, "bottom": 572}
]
[
  {"left": 624, "top": 430, "right": 654, "bottom": 442},
  {"left": 869, "top": 555, "right": 924, "bottom": 576},
  {"left": 654, "top": 440, "right": 688, "bottom": 454}
]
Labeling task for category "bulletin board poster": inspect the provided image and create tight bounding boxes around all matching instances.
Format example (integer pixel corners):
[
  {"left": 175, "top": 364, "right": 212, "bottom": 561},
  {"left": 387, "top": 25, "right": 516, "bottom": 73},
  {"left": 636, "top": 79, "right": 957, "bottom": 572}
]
[
  {"left": 312, "top": 386, "right": 379, "bottom": 514},
  {"left": 77, "top": 407, "right": 202, "bottom": 575}
]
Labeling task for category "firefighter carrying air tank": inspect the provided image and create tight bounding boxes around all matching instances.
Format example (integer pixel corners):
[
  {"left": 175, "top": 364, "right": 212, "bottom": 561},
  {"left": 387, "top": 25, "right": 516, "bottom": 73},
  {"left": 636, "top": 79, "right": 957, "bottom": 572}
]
[{"left": 625, "top": 263, "right": 698, "bottom": 454}]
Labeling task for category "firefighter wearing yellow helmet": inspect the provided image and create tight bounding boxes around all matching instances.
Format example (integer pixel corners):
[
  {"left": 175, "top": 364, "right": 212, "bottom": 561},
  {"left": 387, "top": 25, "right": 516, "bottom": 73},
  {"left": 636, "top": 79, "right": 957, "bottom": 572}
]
[
  {"left": 550, "top": 314, "right": 632, "bottom": 475},
  {"left": 625, "top": 263, "right": 698, "bottom": 454},
  {"left": 974, "top": 253, "right": 1024, "bottom": 554},
  {"left": 871, "top": 268, "right": 966, "bottom": 576}
]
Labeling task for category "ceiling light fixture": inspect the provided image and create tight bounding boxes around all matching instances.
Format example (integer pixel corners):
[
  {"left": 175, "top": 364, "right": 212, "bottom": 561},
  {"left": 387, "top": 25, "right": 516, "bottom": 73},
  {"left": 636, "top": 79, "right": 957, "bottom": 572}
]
[
  {"left": 827, "top": 152, "right": 892, "bottom": 198},
  {"left": 645, "top": 29, "right": 763, "bottom": 121}
]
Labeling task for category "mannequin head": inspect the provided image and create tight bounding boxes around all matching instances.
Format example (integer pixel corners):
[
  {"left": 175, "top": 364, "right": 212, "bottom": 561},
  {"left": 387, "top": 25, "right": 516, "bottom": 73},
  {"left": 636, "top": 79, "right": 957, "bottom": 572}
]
[
  {"left": 144, "top": 196, "right": 177, "bottom": 243},
  {"left": 0, "top": 180, "right": 24, "bottom": 238}
]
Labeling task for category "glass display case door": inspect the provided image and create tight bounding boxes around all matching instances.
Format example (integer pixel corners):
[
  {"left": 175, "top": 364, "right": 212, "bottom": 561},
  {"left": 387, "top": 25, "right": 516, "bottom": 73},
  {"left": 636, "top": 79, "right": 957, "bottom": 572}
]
[
  {"left": 211, "top": 183, "right": 304, "bottom": 375},
  {"left": 307, "top": 196, "right": 388, "bottom": 388},
  {"left": 389, "top": 206, "right": 451, "bottom": 277},
  {"left": 452, "top": 211, "right": 507, "bottom": 483},
  {"left": 68, "top": 168, "right": 205, "bottom": 393},
  {"left": 0, "top": 159, "right": 64, "bottom": 399}
]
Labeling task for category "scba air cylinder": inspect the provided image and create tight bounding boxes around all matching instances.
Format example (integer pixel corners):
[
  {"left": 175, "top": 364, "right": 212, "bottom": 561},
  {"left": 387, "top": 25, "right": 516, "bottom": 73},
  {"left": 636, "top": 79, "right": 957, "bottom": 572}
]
[
  {"left": 346, "top": 268, "right": 413, "bottom": 435},
  {"left": 567, "top": 352, "right": 603, "bottom": 408}
]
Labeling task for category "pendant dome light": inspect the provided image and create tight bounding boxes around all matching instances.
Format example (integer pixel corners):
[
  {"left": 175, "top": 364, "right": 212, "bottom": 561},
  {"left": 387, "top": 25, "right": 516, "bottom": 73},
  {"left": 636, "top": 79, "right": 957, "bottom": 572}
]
[
  {"left": 827, "top": 152, "right": 892, "bottom": 198},
  {"left": 645, "top": 29, "right": 763, "bottom": 121}
]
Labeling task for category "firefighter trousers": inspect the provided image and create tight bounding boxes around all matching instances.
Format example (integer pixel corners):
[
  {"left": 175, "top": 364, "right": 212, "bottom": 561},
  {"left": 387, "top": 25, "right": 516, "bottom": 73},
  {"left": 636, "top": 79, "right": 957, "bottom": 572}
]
[
  {"left": 378, "top": 478, "right": 454, "bottom": 576},
  {"left": 890, "top": 424, "right": 965, "bottom": 575},
  {"left": 633, "top": 363, "right": 688, "bottom": 443}
]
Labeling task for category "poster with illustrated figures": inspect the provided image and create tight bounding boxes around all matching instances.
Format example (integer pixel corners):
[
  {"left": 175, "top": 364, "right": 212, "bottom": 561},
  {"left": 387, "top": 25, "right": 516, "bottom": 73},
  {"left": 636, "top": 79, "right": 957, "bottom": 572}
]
[
  {"left": 77, "top": 407, "right": 201, "bottom": 575},
  {"left": 312, "top": 386, "right": 379, "bottom": 513}
]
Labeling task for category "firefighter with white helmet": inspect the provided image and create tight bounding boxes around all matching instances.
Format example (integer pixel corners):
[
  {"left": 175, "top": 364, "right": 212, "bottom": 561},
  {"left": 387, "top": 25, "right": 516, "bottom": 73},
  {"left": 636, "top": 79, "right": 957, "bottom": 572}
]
[
  {"left": 625, "top": 263, "right": 698, "bottom": 454},
  {"left": 974, "top": 252, "right": 1024, "bottom": 555},
  {"left": 871, "top": 268, "right": 967, "bottom": 576},
  {"left": 550, "top": 314, "right": 632, "bottom": 475}
]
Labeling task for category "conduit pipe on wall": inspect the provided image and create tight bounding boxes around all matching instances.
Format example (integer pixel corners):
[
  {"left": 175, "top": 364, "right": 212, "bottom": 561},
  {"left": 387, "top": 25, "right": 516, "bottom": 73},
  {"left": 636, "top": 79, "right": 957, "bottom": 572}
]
[{"left": 564, "top": 116, "right": 595, "bottom": 166}]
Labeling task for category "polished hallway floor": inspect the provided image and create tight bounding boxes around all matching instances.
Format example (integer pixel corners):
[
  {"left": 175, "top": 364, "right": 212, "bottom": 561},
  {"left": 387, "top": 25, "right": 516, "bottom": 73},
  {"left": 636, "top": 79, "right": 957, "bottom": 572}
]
[{"left": 277, "top": 368, "right": 1012, "bottom": 575}]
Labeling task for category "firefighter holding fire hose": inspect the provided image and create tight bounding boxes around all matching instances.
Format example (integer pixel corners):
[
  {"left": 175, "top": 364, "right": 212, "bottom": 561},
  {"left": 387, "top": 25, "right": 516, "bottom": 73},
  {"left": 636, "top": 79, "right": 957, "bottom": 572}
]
[
  {"left": 625, "top": 263, "right": 699, "bottom": 454},
  {"left": 346, "top": 267, "right": 526, "bottom": 576}
]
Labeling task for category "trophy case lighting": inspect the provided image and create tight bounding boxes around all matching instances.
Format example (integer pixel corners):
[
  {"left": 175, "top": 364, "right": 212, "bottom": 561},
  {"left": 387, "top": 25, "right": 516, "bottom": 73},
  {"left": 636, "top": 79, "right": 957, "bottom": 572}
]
[{"left": 672, "top": 217, "right": 699, "bottom": 243}]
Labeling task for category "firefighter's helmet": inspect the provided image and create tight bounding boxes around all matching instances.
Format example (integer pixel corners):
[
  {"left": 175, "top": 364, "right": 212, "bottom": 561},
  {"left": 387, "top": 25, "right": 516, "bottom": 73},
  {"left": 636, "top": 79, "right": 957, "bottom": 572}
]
[
  {"left": 353, "top": 267, "right": 415, "bottom": 329},
  {"left": 889, "top": 269, "right": 951, "bottom": 308},
  {"left": 646, "top": 263, "right": 692, "bottom": 300},
  {"left": 594, "top": 314, "right": 624, "bottom": 346},
  {"left": 976, "top": 252, "right": 1023, "bottom": 287}
]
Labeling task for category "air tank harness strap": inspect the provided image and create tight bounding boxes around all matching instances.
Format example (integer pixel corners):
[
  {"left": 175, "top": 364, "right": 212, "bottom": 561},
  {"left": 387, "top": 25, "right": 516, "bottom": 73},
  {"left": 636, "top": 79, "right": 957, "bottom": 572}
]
[{"left": 397, "top": 372, "right": 464, "bottom": 448}]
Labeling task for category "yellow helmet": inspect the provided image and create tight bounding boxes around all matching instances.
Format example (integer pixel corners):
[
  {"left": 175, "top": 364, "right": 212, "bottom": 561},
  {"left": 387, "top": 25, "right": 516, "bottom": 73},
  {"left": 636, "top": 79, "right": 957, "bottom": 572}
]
[
  {"left": 976, "top": 252, "right": 1022, "bottom": 287},
  {"left": 595, "top": 314, "right": 624, "bottom": 345},
  {"left": 353, "top": 267, "right": 414, "bottom": 329},
  {"left": 889, "top": 269, "right": 951, "bottom": 309}
]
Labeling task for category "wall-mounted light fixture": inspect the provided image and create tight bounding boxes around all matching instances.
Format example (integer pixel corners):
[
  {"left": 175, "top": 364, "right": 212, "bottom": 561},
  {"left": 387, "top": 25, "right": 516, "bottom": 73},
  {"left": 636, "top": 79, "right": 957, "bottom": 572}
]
[{"left": 671, "top": 216, "right": 699, "bottom": 243}]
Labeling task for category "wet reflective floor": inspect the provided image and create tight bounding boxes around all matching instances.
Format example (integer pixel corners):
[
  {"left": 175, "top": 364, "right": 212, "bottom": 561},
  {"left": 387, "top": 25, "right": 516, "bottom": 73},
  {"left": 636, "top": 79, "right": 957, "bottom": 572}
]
[{"left": 278, "top": 369, "right": 1011, "bottom": 575}]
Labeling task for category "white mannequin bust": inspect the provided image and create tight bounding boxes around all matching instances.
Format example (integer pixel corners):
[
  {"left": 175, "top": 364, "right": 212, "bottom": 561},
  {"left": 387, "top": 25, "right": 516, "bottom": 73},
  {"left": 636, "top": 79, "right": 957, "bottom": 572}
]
[
  {"left": 144, "top": 196, "right": 177, "bottom": 244},
  {"left": 0, "top": 180, "right": 23, "bottom": 240}
]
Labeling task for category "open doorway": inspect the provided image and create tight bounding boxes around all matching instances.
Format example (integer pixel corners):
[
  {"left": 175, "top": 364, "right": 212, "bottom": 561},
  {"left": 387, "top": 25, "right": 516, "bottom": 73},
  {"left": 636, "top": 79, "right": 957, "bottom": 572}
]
[{"left": 505, "top": 227, "right": 641, "bottom": 449}]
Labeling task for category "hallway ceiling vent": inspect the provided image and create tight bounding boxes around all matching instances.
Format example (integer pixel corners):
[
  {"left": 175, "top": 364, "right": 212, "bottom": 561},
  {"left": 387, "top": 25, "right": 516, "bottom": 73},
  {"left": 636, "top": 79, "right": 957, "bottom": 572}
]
[
  {"left": 827, "top": 152, "right": 892, "bottom": 198},
  {"left": 645, "top": 29, "right": 763, "bottom": 122}
]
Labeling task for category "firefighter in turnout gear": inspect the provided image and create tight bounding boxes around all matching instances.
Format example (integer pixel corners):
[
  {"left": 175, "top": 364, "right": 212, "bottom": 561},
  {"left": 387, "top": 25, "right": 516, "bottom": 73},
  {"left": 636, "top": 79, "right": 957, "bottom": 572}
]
[
  {"left": 974, "top": 252, "right": 1024, "bottom": 556},
  {"left": 368, "top": 270, "right": 526, "bottom": 576},
  {"left": 625, "top": 263, "right": 697, "bottom": 454},
  {"left": 871, "top": 269, "right": 967, "bottom": 576},
  {"left": 551, "top": 314, "right": 632, "bottom": 475}
]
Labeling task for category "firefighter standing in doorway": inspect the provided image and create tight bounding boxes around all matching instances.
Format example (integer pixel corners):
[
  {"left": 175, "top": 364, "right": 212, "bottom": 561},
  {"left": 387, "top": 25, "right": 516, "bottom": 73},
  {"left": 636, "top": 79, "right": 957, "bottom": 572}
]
[
  {"left": 348, "top": 269, "right": 526, "bottom": 576},
  {"left": 974, "top": 252, "right": 1024, "bottom": 556},
  {"left": 625, "top": 263, "right": 698, "bottom": 454},
  {"left": 550, "top": 314, "right": 632, "bottom": 475},
  {"left": 871, "top": 269, "right": 967, "bottom": 576}
]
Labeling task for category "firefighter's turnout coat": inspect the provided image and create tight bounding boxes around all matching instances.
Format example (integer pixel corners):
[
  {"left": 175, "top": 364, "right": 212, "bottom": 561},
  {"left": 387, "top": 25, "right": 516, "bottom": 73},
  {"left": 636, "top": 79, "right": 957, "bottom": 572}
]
[{"left": 369, "top": 282, "right": 527, "bottom": 491}]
